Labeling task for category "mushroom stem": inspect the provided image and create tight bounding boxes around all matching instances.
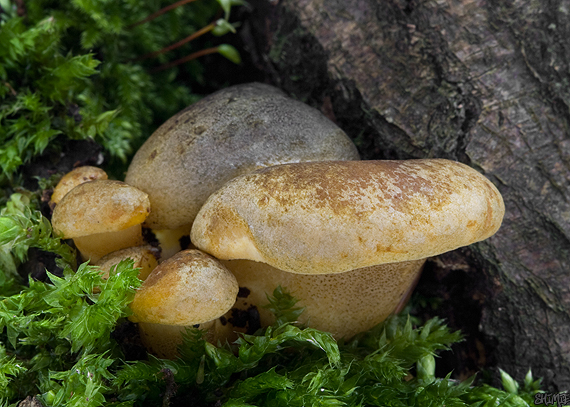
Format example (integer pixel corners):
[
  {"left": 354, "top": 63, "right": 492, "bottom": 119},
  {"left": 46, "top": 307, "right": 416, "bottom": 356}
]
[
  {"left": 74, "top": 224, "right": 144, "bottom": 263},
  {"left": 138, "top": 320, "right": 217, "bottom": 359},
  {"left": 220, "top": 258, "right": 426, "bottom": 339},
  {"left": 153, "top": 225, "right": 193, "bottom": 261}
]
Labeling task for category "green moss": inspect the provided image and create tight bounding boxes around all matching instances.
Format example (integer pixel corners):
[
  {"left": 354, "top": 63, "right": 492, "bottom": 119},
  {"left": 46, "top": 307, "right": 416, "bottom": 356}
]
[{"left": 0, "top": 0, "right": 241, "bottom": 187}]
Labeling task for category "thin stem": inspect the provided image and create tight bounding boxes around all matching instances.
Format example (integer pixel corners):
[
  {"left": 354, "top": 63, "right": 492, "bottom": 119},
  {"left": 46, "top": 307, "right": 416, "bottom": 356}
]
[
  {"left": 128, "top": 0, "right": 199, "bottom": 28},
  {"left": 4, "top": 82, "right": 17, "bottom": 96},
  {"left": 150, "top": 47, "right": 219, "bottom": 73},
  {"left": 134, "top": 22, "right": 216, "bottom": 62}
]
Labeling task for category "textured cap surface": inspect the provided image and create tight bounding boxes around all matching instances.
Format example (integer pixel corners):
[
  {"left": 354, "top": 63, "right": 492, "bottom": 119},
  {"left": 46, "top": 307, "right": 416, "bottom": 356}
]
[
  {"left": 95, "top": 245, "right": 159, "bottom": 281},
  {"left": 191, "top": 159, "right": 505, "bottom": 274},
  {"left": 125, "top": 82, "right": 360, "bottom": 230},
  {"left": 50, "top": 166, "right": 108, "bottom": 205},
  {"left": 129, "top": 250, "right": 239, "bottom": 325},
  {"left": 51, "top": 180, "right": 150, "bottom": 238}
]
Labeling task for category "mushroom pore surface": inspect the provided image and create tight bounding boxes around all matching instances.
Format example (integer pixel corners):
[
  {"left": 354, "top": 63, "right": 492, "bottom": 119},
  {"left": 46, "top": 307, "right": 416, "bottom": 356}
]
[
  {"left": 191, "top": 159, "right": 505, "bottom": 274},
  {"left": 220, "top": 258, "right": 425, "bottom": 339}
]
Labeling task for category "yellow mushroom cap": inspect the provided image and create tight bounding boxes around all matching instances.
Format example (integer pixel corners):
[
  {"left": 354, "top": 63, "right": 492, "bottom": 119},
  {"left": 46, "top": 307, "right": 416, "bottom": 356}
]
[
  {"left": 95, "top": 245, "right": 159, "bottom": 281},
  {"left": 51, "top": 180, "right": 150, "bottom": 238},
  {"left": 50, "top": 166, "right": 108, "bottom": 206},
  {"left": 129, "top": 249, "right": 239, "bottom": 326},
  {"left": 191, "top": 159, "right": 505, "bottom": 274}
]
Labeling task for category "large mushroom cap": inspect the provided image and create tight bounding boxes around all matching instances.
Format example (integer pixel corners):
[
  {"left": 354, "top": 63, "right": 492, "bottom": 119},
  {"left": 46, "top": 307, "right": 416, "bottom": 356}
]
[
  {"left": 52, "top": 180, "right": 150, "bottom": 238},
  {"left": 191, "top": 159, "right": 505, "bottom": 274},
  {"left": 125, "top": 82, "right": 360, "bottom": 230},
  {"left": 129, "top": 249, "right": 239, "bottom": 326}
]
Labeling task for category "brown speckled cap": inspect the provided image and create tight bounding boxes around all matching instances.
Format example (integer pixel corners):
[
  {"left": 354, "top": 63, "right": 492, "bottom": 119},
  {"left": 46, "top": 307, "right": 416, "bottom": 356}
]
[
  {"left": 191, "top": 159, "right": 505, "bottom": 274},
  {"left": 95, "top": 245, "right": 159, "bottom": 281}
]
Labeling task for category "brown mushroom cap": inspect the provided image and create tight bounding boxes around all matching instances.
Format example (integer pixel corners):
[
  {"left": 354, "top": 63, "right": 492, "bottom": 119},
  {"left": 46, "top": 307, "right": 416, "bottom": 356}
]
[
  {"left": 50, "top": 166, "right": 108, "bottom": 207},
  {"left": 129, "top": 249, "right": 239, "bottom": 326},
  {"left": 191, "top": 159, "right": 504, "bottom": 339},
  {"left": 52, "top": 180, "right": 150, "bottom": 238},
  {"left": 191, "top": 159, "right": 505, "bottom": 274},
  {"left": 125, "top": 82, "right": 360, "bottom": 231}
]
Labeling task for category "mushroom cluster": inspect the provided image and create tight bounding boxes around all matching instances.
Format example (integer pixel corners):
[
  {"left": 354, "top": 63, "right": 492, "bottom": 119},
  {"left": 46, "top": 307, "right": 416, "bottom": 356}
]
[{"left": 49, "top": 83, "right": 505, "bottom": 358}]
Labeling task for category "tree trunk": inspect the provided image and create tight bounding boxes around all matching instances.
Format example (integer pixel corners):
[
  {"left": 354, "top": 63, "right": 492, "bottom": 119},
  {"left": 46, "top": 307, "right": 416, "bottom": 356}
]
[{"left": 240, "top": 0, "right": 570, "bottom": 391}]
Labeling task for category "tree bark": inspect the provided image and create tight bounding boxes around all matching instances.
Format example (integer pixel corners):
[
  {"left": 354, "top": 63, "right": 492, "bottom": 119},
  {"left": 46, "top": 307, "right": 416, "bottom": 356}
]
[{"left": 240, "top": 0, "right": 570, "bottom": 391}]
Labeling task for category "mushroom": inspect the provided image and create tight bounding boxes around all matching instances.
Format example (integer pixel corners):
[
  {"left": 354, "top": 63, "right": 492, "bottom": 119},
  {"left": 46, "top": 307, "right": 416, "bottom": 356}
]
[
  {"left": 51, "top": 180, "right": 151, "bottom": 262},
  {"left": 129, "top": 249, "right": 239, "bottom": 358},
  {"left": 50, "top": 166, "right": 108, "bottom": 209},
  {"left": 125, "top": 83, "right": 360, "bottom": 258},
  {"left": 95, "top": 245, "right": 160, "bottom": 281},
  {"left": 190, "top": 159, "right": 505, "bottom": 339}
]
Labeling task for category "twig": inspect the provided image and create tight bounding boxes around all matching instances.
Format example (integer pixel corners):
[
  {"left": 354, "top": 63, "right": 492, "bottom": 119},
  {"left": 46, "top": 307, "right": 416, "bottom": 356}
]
[
  {"left": 4, "top": 82, "right": 17, "bottom": 96},
  {"left": 128, "top": 0, "right": 199, "bottom": 29},
  {"left": 150, "top": 47, "right": 219, "bottom": 73},
  {"left": 133, "top": 22, "right": 216, "bottom": 61}
]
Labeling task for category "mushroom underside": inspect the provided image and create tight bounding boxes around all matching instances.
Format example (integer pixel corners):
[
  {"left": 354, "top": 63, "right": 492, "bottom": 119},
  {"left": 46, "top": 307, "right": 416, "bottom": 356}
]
[
  {"left": 219, "top": 258, "right": 426, "bottom": 339},
  {"left": 74, "top": 224, "right": 144, "bottom": 262}
]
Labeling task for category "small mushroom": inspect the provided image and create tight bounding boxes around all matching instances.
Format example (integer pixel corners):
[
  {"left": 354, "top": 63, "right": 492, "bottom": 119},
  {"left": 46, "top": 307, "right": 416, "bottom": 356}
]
[
  {"left": 125, "top": 83, "right": 360, "bottom": 258},
  {"left": 190, "top": 159, "right": 505, "bottom": 338},
  {"left": 51, "top": 180, "right": 151, "bottom": 262},
  {"left": 129, "top": 249, "right": 239, "bottom": 358},
  {"left": 50, "top": 166, "right": 108, "bottom": 209},
  {"left": 95, "top": 245, "right": 160, "bottom": 281}
]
